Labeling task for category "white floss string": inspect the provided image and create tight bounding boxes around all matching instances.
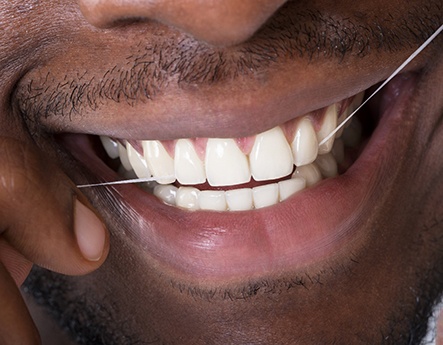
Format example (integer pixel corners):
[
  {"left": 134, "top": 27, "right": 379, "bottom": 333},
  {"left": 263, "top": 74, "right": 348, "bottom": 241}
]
[
  {"left": 319, "top": 23, "right": 443, "bottom": 146},
  {"left": 77, "top": 176, "right": 175, "bottom": 188},
  {"left": 77, "top": 24, "right": 442, "bottom": 189}
]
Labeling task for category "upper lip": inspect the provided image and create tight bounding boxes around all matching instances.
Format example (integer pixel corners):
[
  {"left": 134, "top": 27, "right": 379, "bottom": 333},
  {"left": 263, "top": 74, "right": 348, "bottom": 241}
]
[{"left": 16, "top": 47, "right": 427, "bottom": 141}]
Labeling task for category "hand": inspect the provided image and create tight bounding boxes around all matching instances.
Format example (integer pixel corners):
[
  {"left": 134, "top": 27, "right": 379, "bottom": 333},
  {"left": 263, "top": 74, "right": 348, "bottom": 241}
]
[{"left": 0, "top": 137, "right": 109, "bottom": 344}]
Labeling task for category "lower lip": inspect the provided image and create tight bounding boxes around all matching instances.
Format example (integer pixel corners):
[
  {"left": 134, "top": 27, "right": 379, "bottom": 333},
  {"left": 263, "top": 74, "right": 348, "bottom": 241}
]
[{"left": 66, "top": 74, "right": 417, "bottom": 281}]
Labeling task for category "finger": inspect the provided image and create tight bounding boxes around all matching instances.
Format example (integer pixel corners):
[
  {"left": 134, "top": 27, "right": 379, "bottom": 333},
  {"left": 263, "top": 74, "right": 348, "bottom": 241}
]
[
  {"left": 0, "top": 137, "right": 109, "bottom": 276},
  {"left": 0, "top": 238, "right": 32, "bottom": 286},
  {"left": 0, "top": 263, "right": 40, "bottom": 345}
]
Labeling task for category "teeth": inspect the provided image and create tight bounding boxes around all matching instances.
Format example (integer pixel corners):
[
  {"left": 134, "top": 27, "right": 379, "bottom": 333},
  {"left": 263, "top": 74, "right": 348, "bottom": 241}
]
[
  {"left": 291, "top": 118, "right": 319, "bottom": 166},
  {"left": 100, "top": 136, "right": 119, "bottom": 159},
  {"left": 205, "top": 138, "right": 251, "bottom": 187},
  {"left": 252, "top": 184, "right": 279, "bottom": 209},
  {"left": 225, "top": 188, "right": 253, "bottom": 211},
  {"left": 198, "top": 190, "right": 227, "bottom": 211},
  {"left": 176, "top": 187, "right": 200, "bottom": 210},
  {"left": 315, "top": 153, "right": 338, "bottom": 178},
  {"left": 127, "top": 143, "right": 151, "bottom": 178},
  {"left": 174, "top": 139, "right": 206, "bottom": 185},
  {"left": 278, "top": 177, "right": 306, "bottom": 201},
  {"left": 118, "top": 142, "right": 133, "bottom": 171},
  {"left": 153, "top": 185, "right": 178, "bottom": 206},
  {"left": 143, "top": 140, "right": 176, "bottom": 184},
  {"left": 250, "top": 127, "right": 294, "bottom": 181},
  {"left": 100, "top": 93, "right": 365, "bottom": 212},
  {"left": 317, "top": 104, "right": 338, "bottom": 154},
  {"left": 292, "top": 163, "right": 322, "bottom": 187}
]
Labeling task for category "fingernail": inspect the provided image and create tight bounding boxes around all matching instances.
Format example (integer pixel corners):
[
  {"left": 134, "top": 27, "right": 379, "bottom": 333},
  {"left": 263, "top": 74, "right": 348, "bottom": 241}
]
[{"left": 74, "top": 199, "right": 106, "bottom": 261}]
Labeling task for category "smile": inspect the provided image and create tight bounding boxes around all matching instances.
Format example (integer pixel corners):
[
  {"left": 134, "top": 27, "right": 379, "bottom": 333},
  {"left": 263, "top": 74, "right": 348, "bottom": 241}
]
[
  {"left": 98, "top": 92, "right": 365, "bottom": 211},
  {"left": 58, "top": 66, "right": 419, "bottom": 282}
]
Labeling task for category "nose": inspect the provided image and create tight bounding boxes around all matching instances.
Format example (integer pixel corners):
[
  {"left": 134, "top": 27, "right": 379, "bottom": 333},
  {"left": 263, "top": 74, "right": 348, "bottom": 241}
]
[{"left": 78, "top": 0, "right": 287, "bottom": 46}]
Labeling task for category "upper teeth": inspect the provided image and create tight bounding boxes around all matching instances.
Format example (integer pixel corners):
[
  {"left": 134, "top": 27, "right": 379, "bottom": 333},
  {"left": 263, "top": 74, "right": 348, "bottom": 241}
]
[{"left": 99, "top": 92, "right": 364, "bottom": 211}]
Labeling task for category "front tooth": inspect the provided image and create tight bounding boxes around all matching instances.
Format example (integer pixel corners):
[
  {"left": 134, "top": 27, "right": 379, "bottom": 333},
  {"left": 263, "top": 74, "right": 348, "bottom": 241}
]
[
  {"left": 315, "top": 153, "right": 338, "bottom": 178},
  {"left": 118, "top": 142, "right": 133, "bottom": 171},
  {"left": 317, "top": 104, "right": 338, "bottom": 154},
  {"left": 292, "top": 163, "right": 322, "bottom": 187},
  {"left": 176, "top": 187, "right": 200, "bottom": 210},
  {"left": 249, "top": 127, "right": 294, "bottom": 181},
  {"left": 153, "top": 185, "right": 178, "bottom": 206},
  {"left": 143, "top": 140, "right": 176, "bottom": 184},
  {"left": 127, "top": 143, "right": 152, "bottom": 178},
  {"left": 174, "top": 139, "right": 206, "bottom": 185},
  {"left": 291, "top": 118, "right": 319, "bottom": 166},
  {"left": 198, "top": 190, "right": 227, "bottom": 211},
  {"left": 205, "top": 138, "right": 251, "bottom": 187},
  {"left": 252, "top": 183, "right": 279, "bottom": 209},
  {"left": 225, "top": 188, "right": 253, "bottom": 211},
  {"left": 278, "top": 177, "right": 306, "bottom": 201},
  {"left": 100, "top": 136, "right": 119, "bottom": 159}
]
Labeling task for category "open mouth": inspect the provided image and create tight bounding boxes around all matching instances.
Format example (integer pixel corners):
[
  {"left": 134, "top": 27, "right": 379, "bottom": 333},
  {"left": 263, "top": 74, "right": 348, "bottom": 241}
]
[
  {"left": 96, "top": 91, "right": 366, "bottom": 211},
  {"left": 60, "top": 72, "right": 416, "bottom": 280}
]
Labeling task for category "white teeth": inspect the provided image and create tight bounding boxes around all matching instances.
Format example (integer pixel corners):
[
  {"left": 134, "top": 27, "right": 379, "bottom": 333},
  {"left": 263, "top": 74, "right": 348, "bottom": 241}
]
[
  {"left": 176, "top": 187, "right": 200, "bottom": 210},
  {"left": 198, "top": 190, "right": 227, "bottom": 211},
  {"left": 100, "top": 93, "right": 365, "bottom": 212},
  {"left": 278, "top": 177, "right": 306, "bottom": 201},
  {"left": 153, "top": 185, "right": 178, "bottom": 206},
  {"left": 317, "top": 104, "right": 338, "bottom": 154},
  {"left": 291, "top": 118, "right": 319, "bottom": 166},
  {"left": 174, "top": 139, "right": 206, "bottom": 185},
  {"left": 127, "top": 143, "right": 151, "bottom": 178},
  {"left": 292, "top": 163, "right": 322, "bottom": 187},
  {"left": 143, "top": 140, "right": 176, "bottom": 184},
  {"left": 118, "top": 142, "right": 133, "bottom": 171},
  {"left": 252, "top": 184, "right": 279, "bottom": 209},
  {"left": 225, "top": 188, "right": 253, "bottom": 211},
  {"left": 100, "top": 136, "right": 120, "bottom": 159},
  {"left": 250, "top": 127, "right": 294, "bottom": 181},
  {"left": 315, "top": 153, "right": 338, "bottom": 178},
  {"left": 205, "top": 138, "right": 251, "bottom": 187}
]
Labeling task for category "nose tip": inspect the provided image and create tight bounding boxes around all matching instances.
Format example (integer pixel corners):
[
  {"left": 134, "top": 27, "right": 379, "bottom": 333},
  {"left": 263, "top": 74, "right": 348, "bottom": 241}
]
[{"left": 78, "top": 0, "right": 287, "bottom": 46}]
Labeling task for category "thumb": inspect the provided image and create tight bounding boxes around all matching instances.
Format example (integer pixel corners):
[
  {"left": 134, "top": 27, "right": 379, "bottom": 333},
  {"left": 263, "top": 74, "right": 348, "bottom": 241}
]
[{"left": 0, "top": 137, "right": 109, "bottom": 278}]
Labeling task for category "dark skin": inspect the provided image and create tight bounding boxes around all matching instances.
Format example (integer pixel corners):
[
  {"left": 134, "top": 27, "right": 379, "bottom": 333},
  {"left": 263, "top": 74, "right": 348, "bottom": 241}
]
[{"left": 0, "top": 0, "right": 442, "bottom": 344}]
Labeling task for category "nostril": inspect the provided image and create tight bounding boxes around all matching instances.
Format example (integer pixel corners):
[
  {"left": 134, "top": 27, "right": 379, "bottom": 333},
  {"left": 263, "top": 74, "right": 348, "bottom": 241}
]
[
  {"left": 78, "top": 0, "right": 147, "bottom": 29},
  {"left": 78, "top": 0, "right": 287, "bottom": 47}
]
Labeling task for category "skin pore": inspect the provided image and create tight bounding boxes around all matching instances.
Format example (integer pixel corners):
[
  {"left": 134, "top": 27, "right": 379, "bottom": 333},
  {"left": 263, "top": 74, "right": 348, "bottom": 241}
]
[{"left": 0, "top": 0, "right": 442, "bottom": 344}]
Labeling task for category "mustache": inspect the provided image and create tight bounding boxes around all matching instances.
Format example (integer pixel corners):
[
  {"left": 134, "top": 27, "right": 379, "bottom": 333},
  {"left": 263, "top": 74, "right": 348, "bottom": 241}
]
[{"left": 14, "top": 2, "right": 442, "bottom": 122}]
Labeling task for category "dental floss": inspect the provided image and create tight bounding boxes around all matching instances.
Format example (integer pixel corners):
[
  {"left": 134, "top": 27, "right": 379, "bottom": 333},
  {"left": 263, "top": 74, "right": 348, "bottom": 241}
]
[
  {"left": 319, "top": 23, "right": 443, "bottom": 147},
  {"left": 77, "top": 24, "right": 442, "bottom": 189},
  {"left": 77, "top": 176, "right": 174, "bottom": 188}
]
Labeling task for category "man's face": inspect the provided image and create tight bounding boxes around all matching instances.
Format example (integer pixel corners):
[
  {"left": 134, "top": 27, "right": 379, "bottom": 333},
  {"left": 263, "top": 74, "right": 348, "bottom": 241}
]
[{"left": 2, "top": 0, "right": 442, "bottom": 343}]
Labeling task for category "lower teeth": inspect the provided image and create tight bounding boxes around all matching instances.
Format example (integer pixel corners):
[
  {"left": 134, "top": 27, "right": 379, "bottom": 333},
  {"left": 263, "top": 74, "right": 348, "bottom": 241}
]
[
  {"left": 105, "top": 103, "right": 363, "bottom": 212},
  {"left": 116, "top": 136, "right": 352, "bottom": 212}
]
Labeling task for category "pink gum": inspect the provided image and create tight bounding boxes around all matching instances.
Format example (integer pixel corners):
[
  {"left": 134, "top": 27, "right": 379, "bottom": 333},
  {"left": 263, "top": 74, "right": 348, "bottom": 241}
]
[{"left": 125, "top": 94, "right": 360, "bottom": 159}]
